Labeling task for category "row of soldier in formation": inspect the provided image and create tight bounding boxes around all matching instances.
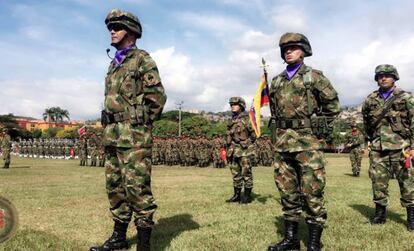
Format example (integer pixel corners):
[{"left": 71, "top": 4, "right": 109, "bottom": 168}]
[
  {"left": 7, "top": 137, "right": 105, "bottom": 167},
  {"left": 6, "top": 135, "right": 275, "bottom": 168},
  {"left": 152, "top": 135, "right": 274, "bottom": 167}
]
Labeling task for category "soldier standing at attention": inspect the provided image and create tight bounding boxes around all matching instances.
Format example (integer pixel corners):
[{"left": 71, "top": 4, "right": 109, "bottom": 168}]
[
  {"left": 362, "top": 64, "right": 414, "bottom": 230},
  {"left": 79, "top": 136, "right": 88, "bottom": 166},
  {"left": 267, "top": 33, "right": 340, "bottom": 251},
  {"left": 1, "top": 128, "right": 12, "bottom": 169},
  {"left": 226, "top": 97, "right": 256, "bottom": 204},
  {"left": 90, "top": 9, "right": 166, "bottom": 251},
  {"left": 345, "top": 121, "right": 365, "bottom": 176}
]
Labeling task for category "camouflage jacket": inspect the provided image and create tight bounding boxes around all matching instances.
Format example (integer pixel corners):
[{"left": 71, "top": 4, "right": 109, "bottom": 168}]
[
  {"left": 102, "top": 46, "right": 167, "bottom": 148},
  {"left": 1, "top": 134, "right": 11, "bottom": 150},
  {"left": 269, "top": 64, "right": 340, "bottom": 152},
  {"left": 344, "top": 129, "right": 365, "bottom": 148},
  {"left": 362, "top": 87, "right": 414, "bottom": 151},
  {"left": 226, "top": 113, "right": 256, "bottom": 157}
]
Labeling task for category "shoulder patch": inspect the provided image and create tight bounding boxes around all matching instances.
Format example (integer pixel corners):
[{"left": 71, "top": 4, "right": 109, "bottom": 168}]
[{"left": 143, "top": 70, "right": 160, "bottom": 86}]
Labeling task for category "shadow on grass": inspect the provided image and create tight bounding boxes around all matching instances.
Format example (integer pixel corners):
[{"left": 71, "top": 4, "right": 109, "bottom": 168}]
[
  {"left": 344, "top": 173, "right": 357, "bottom": 177},
  {"left": 349, "top": 204, "right": 406, "bottom": 225},
  {"left": 253, "top": 193, "right": 273, "bottom": 204},
  {"left": 7, "top": 166, "right": 32, "bottom": 169},
  {"left": 127, "top": 213, "right": 200, "bottom": 250},
  {"left": 2, "top": 228, "right": 82, "bottom": 251},
  {"left": 271, "top": 216, "right": 309, "bottom": 245}
]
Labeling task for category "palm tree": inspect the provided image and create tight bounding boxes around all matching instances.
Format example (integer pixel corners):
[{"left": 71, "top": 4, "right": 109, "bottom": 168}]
[{"left": 42, "top": 107, "right": 70, "bottom": 122}]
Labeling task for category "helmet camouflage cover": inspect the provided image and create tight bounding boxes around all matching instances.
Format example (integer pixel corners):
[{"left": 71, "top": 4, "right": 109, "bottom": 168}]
[
  {"left": 105, "top": 9, "right": 142, "bottom": 39},
  {"left": 229, "top": 97, "right": 246, "bottom": 111},
  {"left": 374, "top": 64, "right": 399, "bottom": 81},
  {"left": 279, "top": 32, "right": 312, "bottom": 59}
]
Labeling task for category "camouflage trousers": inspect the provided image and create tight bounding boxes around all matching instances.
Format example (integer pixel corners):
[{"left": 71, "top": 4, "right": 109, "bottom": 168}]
[
  {"left": 105, "top": 146, "right": 156, "bottom": 227},
  {"left": 274, "top": 150, "right": 327, "bottom": 225},
  {"left": 349, "top": 146, "right": 362, "bottom": 174},
  {"left": 2, "top": 149, "right": 10, "bottom": 168},
  {"left": 369, "top": 150, "right": 414, "bottom": 207},
  {"left": 230, "top": 156, "right": 253, "bottom": 189}
]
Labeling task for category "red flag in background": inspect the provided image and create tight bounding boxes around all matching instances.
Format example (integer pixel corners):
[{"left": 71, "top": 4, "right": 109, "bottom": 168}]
[{"left": 78, "top": 126, "right": 86, "bottom": 136}]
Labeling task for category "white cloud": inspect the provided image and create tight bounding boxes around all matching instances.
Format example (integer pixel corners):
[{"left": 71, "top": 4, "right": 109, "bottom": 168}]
[
  {"left": 316, "top": 35, "right": 414, "bottom": 105},
  {"left": 269, "top": 4, "right": 308, "bottom": 32},
  {"left": 151, "top": 46, "right": 195, "bottom": 94},
  {"left": 0, "top": 78, "right": 102, "bottom": 120},
  {"left": 20, "top": 25, "right": 52, "bottom": 41},
  {"left": 195, "top": 86, "right": 220, "bottom": 103},
  {"left": 177, "top": 12, "right": 249, "bottom": 36}
]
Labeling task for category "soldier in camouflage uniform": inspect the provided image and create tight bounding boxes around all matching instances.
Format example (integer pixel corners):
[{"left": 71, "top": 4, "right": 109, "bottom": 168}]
[
  {"left": 89, "top": 134, "right": 98, "bottom": 167},
  {"left": 345, "top": 121, "right": 365, "bottom": 176},
  {"left": 79, "top": 137, "right": 88, "bottom": 166},
  {"left": 268, "top": 33, "right": 340, "bottom": 251},
  {"left": 226, "top": 97, "right": 256, "bottom": 204},
  {"left": 362, "top": 64, "right": 414, "bottom": 231},
  {"left": 90, "top": 9, "right": 166, "bottom": 251},
  {"left": 1, "top": 128, "right": 12, "bottom": 169},
  {"left": 212, "top": 134, "right": 226, "bottom": 168},
  {"left": 97, "top": 133, "right": 106, "bottom": 167}
]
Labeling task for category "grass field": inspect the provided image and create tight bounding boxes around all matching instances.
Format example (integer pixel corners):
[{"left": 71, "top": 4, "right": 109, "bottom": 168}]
[{"left": 0, "top": 154, "right": 413, "bottom": 251}]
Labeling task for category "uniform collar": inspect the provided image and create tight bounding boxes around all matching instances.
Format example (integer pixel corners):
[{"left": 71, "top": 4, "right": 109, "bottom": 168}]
[{"left": 281, "top": 63, "right": 307, "bottom": 80}]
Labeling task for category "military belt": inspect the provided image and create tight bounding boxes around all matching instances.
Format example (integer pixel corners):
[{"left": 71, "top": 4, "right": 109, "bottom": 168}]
[
  {"left": 101, "top": 110, "right": 130, "bottom": 125},
  {"left": 101, "top": 106, "right": 146, "bottom": 126},
  {"left": 274, "top": 118, "right": 311, "bottom": 129}
]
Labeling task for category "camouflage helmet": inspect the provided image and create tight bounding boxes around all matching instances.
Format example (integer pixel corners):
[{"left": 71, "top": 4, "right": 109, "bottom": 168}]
[
  {"left": 279, "top": 32, "right": 312, "bottom": 59},
  {"left": 229, "top": 96, "right": 246, "bottom": 111},
  {"left": 105, "top": 9, "right": 142, "bottom": 39},
  {"left": 374, "top": 64, "right": 399, "bottom": 81}
]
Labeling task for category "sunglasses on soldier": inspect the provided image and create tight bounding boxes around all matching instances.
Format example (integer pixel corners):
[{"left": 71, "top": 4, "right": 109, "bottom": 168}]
[{"left": 108, "top": 23, "right": 127, "bottom": 32}]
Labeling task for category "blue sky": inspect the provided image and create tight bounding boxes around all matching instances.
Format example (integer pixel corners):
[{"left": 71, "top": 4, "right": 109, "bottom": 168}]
[{"left": 1, "top": 0, "right": 414, "bottom": 120}]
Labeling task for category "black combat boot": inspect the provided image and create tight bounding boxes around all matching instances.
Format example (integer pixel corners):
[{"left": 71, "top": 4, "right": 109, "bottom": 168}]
[
  {"left": 240, "top": 187, "right": 252, "bottom": 204},
  {"left": 90, "top": 221, "right": 129, "bottom": 251},
  {"left": 371, "top": 203, "right": 386, "bottom": 224},
  {"left": 226, "top": 187, "right": 241, "bottom": 203},
  {"left": 407, "top": 206, "right": 414, "bottom": 231},
  {"left": 268, "top": 220, "right": 300, "bottom": 251},
  {"left": 137, "top": 226, "right": 152, "bottom": 251},
  {"left": 307, "top": 223, "right": 323, "bottom": 251}
]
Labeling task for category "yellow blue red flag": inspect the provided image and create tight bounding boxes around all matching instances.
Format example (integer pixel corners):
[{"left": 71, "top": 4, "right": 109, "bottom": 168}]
[{"left": 249, "top": 74, "right": 269, "bottom": 137}]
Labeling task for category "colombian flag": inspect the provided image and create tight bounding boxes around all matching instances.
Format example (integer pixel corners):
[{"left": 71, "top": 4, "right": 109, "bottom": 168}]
[{"left": 249, "top": 74, "right": 269, "bottom": 137}]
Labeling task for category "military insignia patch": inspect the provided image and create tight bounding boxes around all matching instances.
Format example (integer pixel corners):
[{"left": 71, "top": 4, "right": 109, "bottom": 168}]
[{"left": 143, "top": 71, "right": 159, "bottom": 86}]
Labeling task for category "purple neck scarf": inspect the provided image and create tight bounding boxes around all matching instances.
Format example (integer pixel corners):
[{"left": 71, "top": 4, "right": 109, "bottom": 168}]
[
  {"left": 114, "top": 44, "right": 135, "bottom": 67},
  {"left": 232, "top": 112, "right": 240, "bottom": 120},
  {"left": 286, "top": 63, "right": 302, "bottom": 80},
  {"left": 379, "top": 86, "right": 395, "bottom": 101}
]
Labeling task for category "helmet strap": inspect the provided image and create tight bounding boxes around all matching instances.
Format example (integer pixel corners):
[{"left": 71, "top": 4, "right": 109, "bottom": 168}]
[{"left": 111, "top": 31, "right": 135, "bottom": 49}]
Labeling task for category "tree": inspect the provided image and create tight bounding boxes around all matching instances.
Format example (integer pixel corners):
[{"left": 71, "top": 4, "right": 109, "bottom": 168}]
[
  {"left": 32, "top": 128, "right": 42, "bottom": 138},
  {"left": 182, "top": 116, "right": 211, "bottom": 136},
  {"left": 0, "top": 113, "right": 31, "bottom": 139},
  {"left": 161, "top": 110, "right": 195, "bottom": 121},
  {"left": 207, "top": 121, "right": 227, "bottom": 138},
  {"left": 153, "top": 120, "right": 179, "bottom": 137},
  {"left": 41, "top": 127, "right": 62, "bottom": 138},
  {"left": 56, "top": 127, "right": 80, "bottom": 139},
  {"left": 42, "top": 107, "right": 70, "bottom": 122}
]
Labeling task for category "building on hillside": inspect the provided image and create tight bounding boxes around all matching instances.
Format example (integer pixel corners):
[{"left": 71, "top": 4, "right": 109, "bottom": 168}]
[{"left": 15, "top": 118, "right": 83, "bottom": 132}]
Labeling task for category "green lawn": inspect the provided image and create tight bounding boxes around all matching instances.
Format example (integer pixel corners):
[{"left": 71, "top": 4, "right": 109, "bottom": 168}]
[{"left": 0, "top": 154, "right": 413, "bottom": 251}]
